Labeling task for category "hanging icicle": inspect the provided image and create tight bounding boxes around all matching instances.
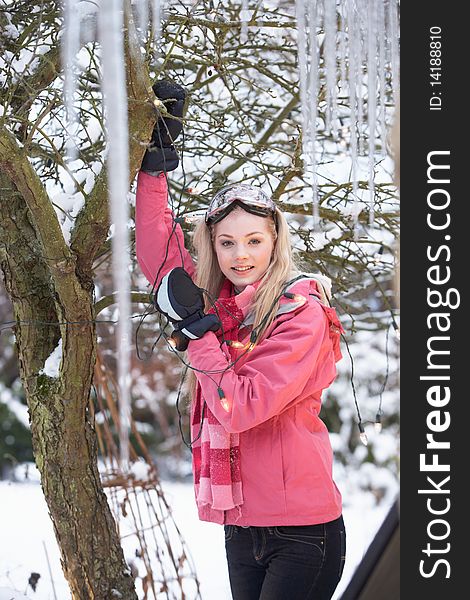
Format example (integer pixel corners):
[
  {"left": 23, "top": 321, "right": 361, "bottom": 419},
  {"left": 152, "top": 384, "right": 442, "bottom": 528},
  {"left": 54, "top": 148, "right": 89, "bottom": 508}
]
[
  {"left": 367, "top": 0, "right": 378, "bottom": 224},
  {"left": 338, "top": 2, "right": 348, "bottom": 94},
  {"left": 307, "top": 1, "right": 320, "bottom": 229},
  {"left": 151, "top": 0, "right": 163, "bottom": 58},
  {"left": 295, "top": 0, "right": 310, "bottom": 200},
  {"left": 388, "top": 0, "right": 400, "bottom": 106},
  {"left": 134, "top": 0, "right": 150, "bottom": 43},
  {"left": 295, "top": 0, "right": 309, "bottom": 149},
  {"left": 61, "top": 0, "right": 165, "bottom": 469},
  {"left": 324, "top": 0, "right": 338, "bottom": 139},
  {"left": 378, "top": 0, "right": 388, "bottom": 156},
  {"left": 240, "top": 0, "right": 249, "bottom": 44},
  {"left": 295, "top": 0, "right": 399, "bottom": 233},
  {"left": 295, "top": 0, "right": 321, "bottom": 229},
  {"left": 356, "top": 0, "right": 367, "bottom": 157},
  {"left": 62, "top": 0, "right": 81, "bottom": 162},
  {"left": 346, "top": 0, "right": 360, "bottom": 233},
  {"left": 98, "top": 0, "right": 132, "bottom": 469}
]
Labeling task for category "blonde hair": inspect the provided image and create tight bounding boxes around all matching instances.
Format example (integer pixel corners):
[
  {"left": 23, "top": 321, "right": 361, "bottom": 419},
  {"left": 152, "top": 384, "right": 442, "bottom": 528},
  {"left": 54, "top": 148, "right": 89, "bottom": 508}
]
[{"left": 185, "top": 205, "right": 297, "bottom": 401}]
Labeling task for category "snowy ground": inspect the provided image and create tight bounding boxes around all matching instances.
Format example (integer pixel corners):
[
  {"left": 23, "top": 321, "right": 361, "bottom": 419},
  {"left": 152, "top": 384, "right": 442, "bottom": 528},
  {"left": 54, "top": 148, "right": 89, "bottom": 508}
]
[{"left": 0, "top": 471, "right": 395, "bottom": 600}]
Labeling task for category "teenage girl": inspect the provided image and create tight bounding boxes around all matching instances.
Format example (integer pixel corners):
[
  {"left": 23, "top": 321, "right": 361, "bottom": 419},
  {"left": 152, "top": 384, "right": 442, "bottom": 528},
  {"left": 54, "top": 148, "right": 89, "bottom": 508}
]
[{"left": 136, "top": 80, "right": 346, "bottom": 600}]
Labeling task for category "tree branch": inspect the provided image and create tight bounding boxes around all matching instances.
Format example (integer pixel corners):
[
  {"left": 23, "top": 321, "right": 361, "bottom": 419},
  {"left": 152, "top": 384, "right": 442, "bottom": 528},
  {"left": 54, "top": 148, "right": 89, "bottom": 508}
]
[
  {"left": 0, "top": 126, "right": 75, "bottom": 296},
  {"left": 94, "top": 291, "right": 153, "bottom": 316},
  {"left": 69, "top": 4, "right": 156, "bottom": 280},
  {"left": 223, "top": 93, "right": 300, "bottom": 178},
  {"left": 10, "top": 45, "right": 61, "bottom": 120},
  {"left": 0, "top": 170, "right": 59, "bottom": 375}
]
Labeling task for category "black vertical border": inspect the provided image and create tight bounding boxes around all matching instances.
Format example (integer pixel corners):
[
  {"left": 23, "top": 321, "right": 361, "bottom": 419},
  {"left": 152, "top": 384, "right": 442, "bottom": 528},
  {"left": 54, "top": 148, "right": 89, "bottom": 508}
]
[{"left": 401, "top": 2, "right": 465, "bottom": 597}]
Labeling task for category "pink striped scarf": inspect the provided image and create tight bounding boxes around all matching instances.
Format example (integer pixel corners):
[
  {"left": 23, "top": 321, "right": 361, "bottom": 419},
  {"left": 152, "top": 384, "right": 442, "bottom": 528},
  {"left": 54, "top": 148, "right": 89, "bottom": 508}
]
[{"left": 191, "top": 279, "right": 257, "bottom": 512}]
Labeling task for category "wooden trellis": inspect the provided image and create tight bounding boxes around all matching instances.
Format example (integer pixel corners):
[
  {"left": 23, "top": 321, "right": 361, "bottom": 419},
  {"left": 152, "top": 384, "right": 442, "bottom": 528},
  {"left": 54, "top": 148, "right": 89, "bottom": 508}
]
[{"left": 91, "top": 353, "right": 201, "bottom": 600}]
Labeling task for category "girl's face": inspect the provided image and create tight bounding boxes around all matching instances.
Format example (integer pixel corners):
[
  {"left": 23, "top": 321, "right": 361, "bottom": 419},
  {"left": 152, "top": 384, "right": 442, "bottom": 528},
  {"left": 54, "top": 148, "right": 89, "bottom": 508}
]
[{"left": 213, "top": 209, "right": 275, "bottom": 292}]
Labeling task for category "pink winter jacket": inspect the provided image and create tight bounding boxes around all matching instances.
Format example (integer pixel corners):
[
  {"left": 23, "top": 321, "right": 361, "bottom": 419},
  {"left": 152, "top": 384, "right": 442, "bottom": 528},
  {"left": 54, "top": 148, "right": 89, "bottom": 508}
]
[{"left": 135, "top": 171, "right": 343, "bottom": 526}]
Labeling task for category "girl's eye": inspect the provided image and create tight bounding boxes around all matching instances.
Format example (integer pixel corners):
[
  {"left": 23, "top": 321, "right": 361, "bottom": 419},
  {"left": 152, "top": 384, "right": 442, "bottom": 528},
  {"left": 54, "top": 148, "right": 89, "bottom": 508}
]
[{"left": 220, "top": 239, "right": 261, "bottom": 247}]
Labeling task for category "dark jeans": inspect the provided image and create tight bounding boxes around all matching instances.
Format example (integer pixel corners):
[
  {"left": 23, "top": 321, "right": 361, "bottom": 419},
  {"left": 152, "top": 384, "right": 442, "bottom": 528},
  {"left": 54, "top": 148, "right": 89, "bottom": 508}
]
[{"left": 224, "top": 516, "right": 346, "bottom": 600}]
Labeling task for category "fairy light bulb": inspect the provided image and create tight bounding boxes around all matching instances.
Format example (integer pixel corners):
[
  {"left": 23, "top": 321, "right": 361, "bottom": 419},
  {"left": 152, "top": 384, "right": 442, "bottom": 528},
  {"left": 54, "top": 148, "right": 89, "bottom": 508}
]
[
  {"left": 218, "top": 387, "right": 231, "bottom": 412},
  {"left": 247, "top": 331, "right": 257, "bottom": 351},
  {"left": 182, "top": 215, "right": 201, "bottom": 223},
  {"left": 175, "top": 214, "right": 205, "bottom": 224},
  {"left": 374, "top": 412, "right": 383, "bottom": 434},
  {"left": 167, "top": 337, "right": 177, "bottom": 350},
  {"left": 392, "top": 321, "right": 400, "bottom": 340},
  {"left": 226, "top": 340, "right": 245, "bottom": 349},
  {"left": 373, "top": 245, "right": 384, "bottom": 265},
  {"left": 283, "top": 292, "right": 306, "bottom": 304},
  {"left": 358, "top": 422, "right": 368, "bottom": 446},
  {"left": 153, "top": 97, "right": 164, "bottom": 110}
]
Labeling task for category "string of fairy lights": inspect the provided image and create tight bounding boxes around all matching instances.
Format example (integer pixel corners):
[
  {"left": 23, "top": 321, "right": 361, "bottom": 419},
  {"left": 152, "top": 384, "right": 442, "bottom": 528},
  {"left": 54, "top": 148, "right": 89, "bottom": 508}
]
[
  {"left": 132, "top": 118, "right": 384, "bottom": 445},
  {"left": 3, "top": 0, "right": 400, "bottom": 450},
  {"left": 1, "top": 108, "right": 398, "bottom": 450}
]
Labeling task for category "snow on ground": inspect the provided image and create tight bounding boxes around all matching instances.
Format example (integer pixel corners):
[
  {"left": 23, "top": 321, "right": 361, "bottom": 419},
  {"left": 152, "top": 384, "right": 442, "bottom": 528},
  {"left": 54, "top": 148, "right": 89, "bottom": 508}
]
[{"left": 0, "top": 474, "right": 395, "bottom": 600}]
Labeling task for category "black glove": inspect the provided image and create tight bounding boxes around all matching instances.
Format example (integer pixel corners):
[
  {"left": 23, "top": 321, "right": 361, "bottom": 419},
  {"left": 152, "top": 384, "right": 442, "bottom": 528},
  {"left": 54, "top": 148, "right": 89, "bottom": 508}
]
[
  {"left": 154, "top": 267, "right": 221, "bottom": 351},
  {"left": 141, "top": 80, "right": 186, "bottom": 174}
]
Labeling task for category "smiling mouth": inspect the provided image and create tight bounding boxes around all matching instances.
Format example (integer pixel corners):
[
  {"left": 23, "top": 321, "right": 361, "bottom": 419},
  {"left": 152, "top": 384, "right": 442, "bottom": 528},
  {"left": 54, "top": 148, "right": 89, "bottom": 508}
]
[{"left": 232, "top": 266, "right": 254, "bottom": 272}]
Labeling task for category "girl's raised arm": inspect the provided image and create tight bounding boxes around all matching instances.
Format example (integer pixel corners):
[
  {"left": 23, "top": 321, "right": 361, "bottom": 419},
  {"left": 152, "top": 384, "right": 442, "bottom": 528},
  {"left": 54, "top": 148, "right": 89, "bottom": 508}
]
[
  {"left": 135, "top": 171, "right": 195, "bottom": 288},
  {"left": 135, "top": 80, "right": 195, "bottom": 288}
]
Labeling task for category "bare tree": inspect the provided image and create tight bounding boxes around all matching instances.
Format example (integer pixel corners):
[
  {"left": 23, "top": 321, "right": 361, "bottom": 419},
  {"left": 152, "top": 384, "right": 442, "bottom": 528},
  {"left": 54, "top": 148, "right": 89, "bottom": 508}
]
[{"left": 0, "top": 1, "right": 154, "bottom": 597}]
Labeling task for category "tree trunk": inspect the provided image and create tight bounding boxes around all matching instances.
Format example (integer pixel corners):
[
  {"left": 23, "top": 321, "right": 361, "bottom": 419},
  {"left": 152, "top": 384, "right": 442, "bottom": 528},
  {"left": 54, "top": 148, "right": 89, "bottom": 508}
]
[
  {"left": 0, "top": 173, "right": 137, "bottom": 599},
  {"left": 0, "top": 10, "right": 156, "bottom": 595}
]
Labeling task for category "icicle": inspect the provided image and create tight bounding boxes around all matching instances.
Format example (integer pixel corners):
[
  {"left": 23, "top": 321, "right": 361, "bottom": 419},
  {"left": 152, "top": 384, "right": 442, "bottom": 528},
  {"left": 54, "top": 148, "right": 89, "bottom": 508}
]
[
  {"left": 293, "top": 0, "right": 399, "bottom": 229},
  {"left": 98, "top": 0, "right": 131, "bottom": 469},
  {"left": 388, "top": 0, "right": 400, "bottom": 105},
  {"left": 151, "top": 0, "right": 163, "bottom": 57},
  {"left": 240, "top": 0, "right": 249, "bottom": 45},
  {"left": 134, "top": 0, "right": 149, "bottom": 42},
  {"left": 367, "top": 0, "right": 377, "bottom": 224},
  {"left": 295, "top": 0, "right": 312, "bottom": 217},
  {"left": 347, "top": 0, "right": 359, "bottom": 233},
  {"left": 323, "top": 0, "right": 338, "bottom": 139},
  {"left": 338, "top": 2, "right": 347, "bottom": 92},
  {"left": 62, "top": 0, "right": 81, "bottom": 162},
  {"left": 378, "top": 0, "right": 387, "bottom": 156},
  {"left": 307, "top": 0, "right": 320, "bottom": 229},
  {"left": 337, "top": 1, "right": 348, "bottom": 155},
  {"left": 296, "top": 0, "right": 309, "bottom": 143},
  {"left": 355, "top": 0, "right": 367, "bottom": 157}
]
